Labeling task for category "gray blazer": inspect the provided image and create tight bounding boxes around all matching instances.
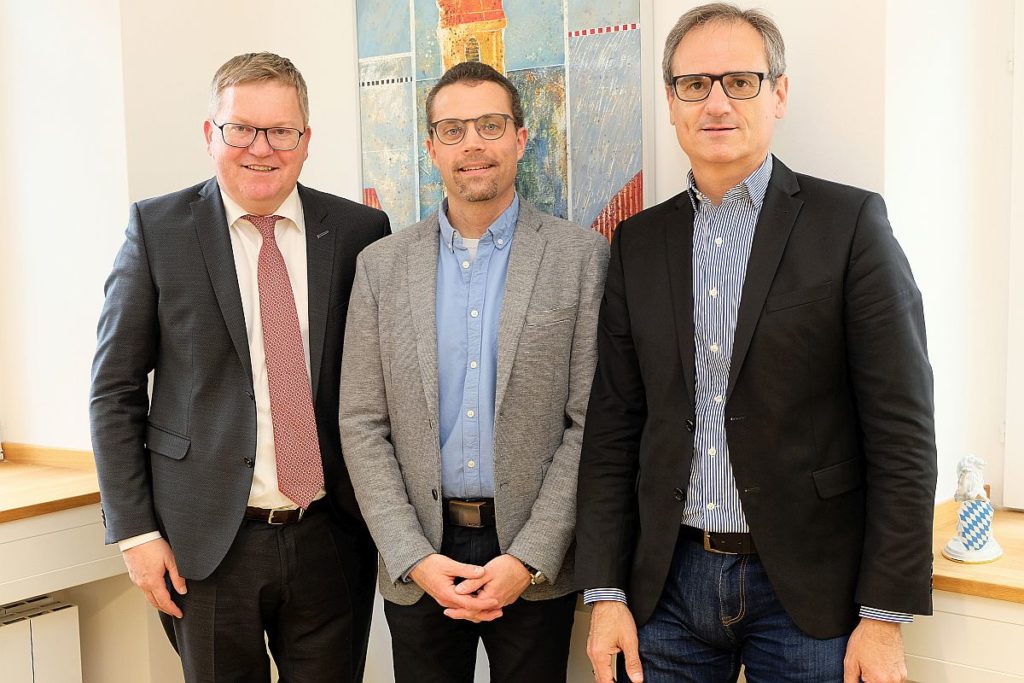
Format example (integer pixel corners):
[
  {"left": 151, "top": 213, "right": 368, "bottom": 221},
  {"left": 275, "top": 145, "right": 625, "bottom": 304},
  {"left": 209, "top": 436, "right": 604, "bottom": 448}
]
[{"left": 340, "top": 200, "right": 609, "bottom": 605}]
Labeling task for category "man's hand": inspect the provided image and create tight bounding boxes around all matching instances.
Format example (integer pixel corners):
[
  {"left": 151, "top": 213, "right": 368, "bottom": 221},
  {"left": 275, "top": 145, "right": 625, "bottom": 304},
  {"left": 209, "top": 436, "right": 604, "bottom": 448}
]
[
  {"left": 409, "top": 553, "right": 502, "bottom": 621},
  {"left": 843, "top": 619, "right": 907, "bottom": 683},
  {"left": 587, "top": 600, "right": 643, "bottom": 683},
  {"left": 122, "top": 538, "right": 187, "bottom": 618},
  {"left": 448, "top": 554, "right": 532, "bottom": 621}
]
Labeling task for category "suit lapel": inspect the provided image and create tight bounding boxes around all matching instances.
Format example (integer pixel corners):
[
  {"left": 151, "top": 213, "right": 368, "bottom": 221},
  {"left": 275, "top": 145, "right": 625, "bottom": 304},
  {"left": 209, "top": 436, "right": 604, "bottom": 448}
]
[
  {"left": 408, "top": 221, "right": 441, "bottom": 431},
  {"left": 192, "top": 179, "right": 253, "bottom": 387},
  {"left": 495, "top": 202, "right": 545, "bottom": 417},
  {"left": 664, "top": 195, "right": 697, "bottom": 405},
  {"left": 299, "top": 185, "right": 335, "bottom": 402},
  {"left": 727, "top": 160, "right": 803, "bottom": 395}
]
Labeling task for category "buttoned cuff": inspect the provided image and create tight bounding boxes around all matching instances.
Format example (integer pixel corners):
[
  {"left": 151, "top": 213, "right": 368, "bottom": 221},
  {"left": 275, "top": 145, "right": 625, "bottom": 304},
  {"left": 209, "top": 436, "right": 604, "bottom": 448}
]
[
  {"left": 118, "top": 531, "right": 162, "bottom": 552},
  {"left": 859, "top": 606, "right": 914, "bottom": 623},
  {"left": 583, "top": 588, "right": 628, "bottom": 605}
]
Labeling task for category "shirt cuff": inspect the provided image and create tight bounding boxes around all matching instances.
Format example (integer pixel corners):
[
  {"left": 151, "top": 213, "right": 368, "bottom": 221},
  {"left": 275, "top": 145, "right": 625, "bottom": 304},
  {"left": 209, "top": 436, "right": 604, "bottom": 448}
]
[
  {"left": 859, "top": 606, "right": 914, "bottom": 623},
  {"left": 583, "top": 588, "right": 628, "bottom": 605},
  {"left": 118, "top": 531, "right": 162, "bottom": 552}
]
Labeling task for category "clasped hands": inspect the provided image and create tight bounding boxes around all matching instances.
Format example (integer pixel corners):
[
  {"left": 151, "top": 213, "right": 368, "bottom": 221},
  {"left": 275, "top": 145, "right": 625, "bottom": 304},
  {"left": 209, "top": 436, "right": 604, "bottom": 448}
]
[{"left": 409, "top": 553, "right": 532, "bottom": 623}]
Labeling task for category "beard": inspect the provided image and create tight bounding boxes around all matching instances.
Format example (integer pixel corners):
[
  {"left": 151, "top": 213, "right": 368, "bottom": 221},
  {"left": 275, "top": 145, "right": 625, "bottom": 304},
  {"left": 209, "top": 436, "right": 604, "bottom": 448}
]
[{"left": 452, "top": 175, "right": 500, "bottom": 202}]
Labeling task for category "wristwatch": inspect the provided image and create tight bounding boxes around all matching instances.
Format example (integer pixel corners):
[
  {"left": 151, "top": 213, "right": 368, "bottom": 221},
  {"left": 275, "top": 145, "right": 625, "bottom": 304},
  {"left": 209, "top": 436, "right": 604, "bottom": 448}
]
[{"left": 522, "top": 562, "right": 546, "bottom": 585}]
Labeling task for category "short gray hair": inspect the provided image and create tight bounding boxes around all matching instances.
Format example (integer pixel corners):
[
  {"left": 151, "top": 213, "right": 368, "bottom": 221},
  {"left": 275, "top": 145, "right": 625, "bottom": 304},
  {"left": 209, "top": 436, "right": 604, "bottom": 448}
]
[
  {"left": 209, "top": 52, "right": 310, "bottom": 126},
  {"left": 662, "top": 3, "right": 786, "bottom": 86}
]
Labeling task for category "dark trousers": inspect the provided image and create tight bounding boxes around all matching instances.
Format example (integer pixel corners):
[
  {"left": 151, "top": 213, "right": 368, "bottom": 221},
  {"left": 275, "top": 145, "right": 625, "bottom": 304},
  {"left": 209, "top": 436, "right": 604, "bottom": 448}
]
[
  {"left": 384, "top": 523, "right": 577, "bottom": 683},
  {"left": 160, "top": 503, "right": 377, "bottom": 683}
]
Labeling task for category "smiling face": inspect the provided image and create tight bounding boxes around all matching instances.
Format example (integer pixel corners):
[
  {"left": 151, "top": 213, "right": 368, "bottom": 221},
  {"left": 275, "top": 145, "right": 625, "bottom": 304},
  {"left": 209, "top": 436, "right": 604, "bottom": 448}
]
[
  {"left": 666, "top": 19, "right": 787, "bottom": 187},
  {"left": 203, "top": 80, "right": 310, "bottom": 215},
  {"left": 426, "top": 80, "right": 527, "bottom": 215}
]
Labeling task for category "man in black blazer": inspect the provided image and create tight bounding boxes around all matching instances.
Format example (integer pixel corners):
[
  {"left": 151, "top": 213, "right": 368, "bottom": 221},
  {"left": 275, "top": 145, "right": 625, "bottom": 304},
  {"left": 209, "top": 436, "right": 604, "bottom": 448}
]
[
  {"left": 90, "top": 53, "right": 389, "bottom": 682},
  {"left": 576, "top": 6, "right": 936, "bottom": 683}
]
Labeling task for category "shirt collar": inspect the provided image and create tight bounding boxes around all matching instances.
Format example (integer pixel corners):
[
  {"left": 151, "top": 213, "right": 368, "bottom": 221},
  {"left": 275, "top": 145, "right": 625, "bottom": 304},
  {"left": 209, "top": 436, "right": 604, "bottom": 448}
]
[
  {"left": 222, "top": 185, "right": 304, "bottom": 234},
  {"left": 687, "top": 154, "right": 773, "bottom": 211},
  {"left": 438, "top": 194, "right": 520, "bottom": 252}
]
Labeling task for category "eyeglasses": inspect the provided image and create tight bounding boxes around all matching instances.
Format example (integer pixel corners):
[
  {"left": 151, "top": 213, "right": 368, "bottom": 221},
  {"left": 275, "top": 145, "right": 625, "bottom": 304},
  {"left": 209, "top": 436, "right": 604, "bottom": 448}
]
[
  {"left": 429, "top": 113, "right": 515, "bottom": 145},
  {"left": 670, "top": 72, "right": 767, "bottom": 102},
  {"left": 211, "top": 120, "right": 305, "bottom": 151}
]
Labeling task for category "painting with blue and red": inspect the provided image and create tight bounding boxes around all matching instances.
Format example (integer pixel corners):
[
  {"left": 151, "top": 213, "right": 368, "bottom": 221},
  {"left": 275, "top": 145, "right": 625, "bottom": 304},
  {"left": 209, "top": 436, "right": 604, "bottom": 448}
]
[{"left": 355, "top": 0, "right": 643, "bottom": 239}]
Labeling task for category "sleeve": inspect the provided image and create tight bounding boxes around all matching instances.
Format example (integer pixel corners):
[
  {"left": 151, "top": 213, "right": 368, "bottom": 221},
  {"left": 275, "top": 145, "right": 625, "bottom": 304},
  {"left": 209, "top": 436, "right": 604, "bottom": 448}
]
[
  {"left": 89, "top": 202, "right": 161, "bottom": 544},
  {"left": 505, "top": 235, "right": 610, "bottom": 582}
]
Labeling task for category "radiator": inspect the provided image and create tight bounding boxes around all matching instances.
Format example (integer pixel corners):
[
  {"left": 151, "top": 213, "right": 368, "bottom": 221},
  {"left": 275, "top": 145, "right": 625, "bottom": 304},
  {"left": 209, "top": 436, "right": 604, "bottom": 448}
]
[{"left": 0, "top": 596, "right": 82, "bottom": 683}]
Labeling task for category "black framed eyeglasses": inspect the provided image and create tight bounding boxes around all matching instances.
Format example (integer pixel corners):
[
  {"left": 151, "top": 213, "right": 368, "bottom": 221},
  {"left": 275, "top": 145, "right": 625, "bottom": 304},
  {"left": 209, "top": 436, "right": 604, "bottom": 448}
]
[
  {"left": 670, "top": 72, "right": 767, "bottom": 102},
  {"left": 212, "top": 120, "right": 305, "bottom": 151},
  {"left": 429, "top": 113, "right": 515, "bottom": 145}
]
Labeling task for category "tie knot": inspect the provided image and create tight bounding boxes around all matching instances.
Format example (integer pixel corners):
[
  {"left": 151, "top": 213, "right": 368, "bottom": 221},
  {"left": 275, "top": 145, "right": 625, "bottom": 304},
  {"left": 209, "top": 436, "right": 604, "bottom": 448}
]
[{"left": 244, "top": 214, "right": 285, "bottom": 238}]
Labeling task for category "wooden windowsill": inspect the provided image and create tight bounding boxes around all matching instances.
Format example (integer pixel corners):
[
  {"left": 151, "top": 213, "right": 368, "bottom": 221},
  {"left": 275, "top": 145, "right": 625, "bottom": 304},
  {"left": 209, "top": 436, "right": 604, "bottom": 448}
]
[
  {"left": 932, "top": 499, "right": 1024, "bottom": 603},
  {"left": 0, "top": 443, "right": 100, "bottom": 523}
]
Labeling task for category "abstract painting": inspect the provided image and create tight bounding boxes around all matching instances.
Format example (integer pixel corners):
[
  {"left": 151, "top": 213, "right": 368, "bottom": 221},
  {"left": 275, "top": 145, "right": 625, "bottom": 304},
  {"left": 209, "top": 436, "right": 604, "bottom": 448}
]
[{"left": 356, "top": 0, "right": 644, "bottom": 240}]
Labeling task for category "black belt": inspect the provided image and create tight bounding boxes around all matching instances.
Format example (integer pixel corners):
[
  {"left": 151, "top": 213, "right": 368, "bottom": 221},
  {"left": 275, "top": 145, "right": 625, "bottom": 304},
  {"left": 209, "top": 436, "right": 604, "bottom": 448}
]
[
  {"left": 244, "top": 498, "right": 325, "bottom": 525},
  {"left": 681, "top": 525, "right": 756, "bottom": 555},
  {"left": 444, "top": 498, "right": 495, "bottom": 528}
]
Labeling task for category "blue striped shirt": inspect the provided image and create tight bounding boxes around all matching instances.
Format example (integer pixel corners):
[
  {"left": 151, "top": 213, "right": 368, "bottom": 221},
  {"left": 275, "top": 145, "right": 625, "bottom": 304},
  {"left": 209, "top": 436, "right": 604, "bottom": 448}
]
[{"left": 584, "top": 157, "right": 910, "bottom": 623}]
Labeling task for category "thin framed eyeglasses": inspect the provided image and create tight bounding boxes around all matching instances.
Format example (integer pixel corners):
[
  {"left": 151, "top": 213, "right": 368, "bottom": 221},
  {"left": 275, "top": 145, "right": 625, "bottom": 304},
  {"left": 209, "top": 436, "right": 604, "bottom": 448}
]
[
  {"left": 212, "top": 120, "right": 305, "bottom": 151},
  {"left": 670, "top": 72, "right": 767, "bottom": 102},
  {"left": 429, "top": 113, "right": 515, "bottom": 145}
]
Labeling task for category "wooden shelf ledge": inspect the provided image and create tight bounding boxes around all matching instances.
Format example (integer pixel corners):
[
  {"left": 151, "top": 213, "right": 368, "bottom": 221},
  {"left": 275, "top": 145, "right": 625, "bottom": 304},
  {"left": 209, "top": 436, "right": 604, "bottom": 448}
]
[
  {"left": 932, "top": 499, "right": 1024, "bottom": 603},
  {"left": 0, "top": 443, "right": 99, "bottom": 523}
]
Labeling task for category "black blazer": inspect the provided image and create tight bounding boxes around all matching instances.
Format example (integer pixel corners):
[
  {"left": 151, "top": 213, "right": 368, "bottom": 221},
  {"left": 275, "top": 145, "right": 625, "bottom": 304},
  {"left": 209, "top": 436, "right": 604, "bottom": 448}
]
[
  {"left": 575, "top": 158, "right": 936, "bottom": 638},
  {"left": 90, "top": 177, "right": 390, "bottom": 580}
]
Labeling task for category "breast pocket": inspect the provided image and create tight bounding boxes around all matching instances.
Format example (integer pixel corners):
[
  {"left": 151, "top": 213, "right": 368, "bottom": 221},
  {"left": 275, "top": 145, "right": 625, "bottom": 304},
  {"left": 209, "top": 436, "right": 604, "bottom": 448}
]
[
  {"left": 524, "top": 304, "right": 577, "bottom": 327},
  {"left": 766, "top": 282, "right": 832, "bottom": 312}
]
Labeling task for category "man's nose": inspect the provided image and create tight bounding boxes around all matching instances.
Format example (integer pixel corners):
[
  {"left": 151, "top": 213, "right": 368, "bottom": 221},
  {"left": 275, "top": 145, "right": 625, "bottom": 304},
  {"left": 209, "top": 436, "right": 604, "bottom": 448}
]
[
  {"left": 248, "top": 130, "right": 275, "bottom": 155},
  {"left": 704, "top": 81, "right": 732, "bottom": 114}
]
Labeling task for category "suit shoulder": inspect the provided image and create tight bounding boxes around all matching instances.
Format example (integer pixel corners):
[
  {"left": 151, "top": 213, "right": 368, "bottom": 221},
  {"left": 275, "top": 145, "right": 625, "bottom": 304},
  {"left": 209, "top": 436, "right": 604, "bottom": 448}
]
[
  {"left": 358, "top": 216, "right": 433, "bottom": 264},
  {"left": 300, "top": 185, "right": 388, "bottom": 221},
  {"left": 792, "top": 172, "right": 879, "bottom": 208},
  {"left": 133, "top": 180, "right": 210, "bottom": 216},
  {"left": 536, "top": 213, "right": 607, "bottom": 250}
]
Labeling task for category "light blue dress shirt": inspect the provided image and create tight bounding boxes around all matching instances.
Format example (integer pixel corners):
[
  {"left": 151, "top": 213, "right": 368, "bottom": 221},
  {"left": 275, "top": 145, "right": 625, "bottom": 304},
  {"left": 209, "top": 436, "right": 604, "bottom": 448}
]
[{"left": 436, "top": 195, "right": 519, "bottom": 499}]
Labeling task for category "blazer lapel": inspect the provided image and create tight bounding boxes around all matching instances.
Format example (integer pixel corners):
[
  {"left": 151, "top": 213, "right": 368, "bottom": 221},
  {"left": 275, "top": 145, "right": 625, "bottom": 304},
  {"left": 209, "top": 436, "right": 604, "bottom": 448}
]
[
  {"left": 664, "top": 195, "right": 697, "bottom": 405},
  {"left": 495, "top": 202, "right": 545, "bottom": 417},
  {"left": 299, "top": 185, "right": 335, "bottom": 402},
  {"left": 727, "top": 159, "right": 803, "bottom": 395},
  {"left": 191, "top": 179, "right": 253, "bottom": 387},
  {"left": 408, "top": 220, "right": 441, "bottom": 432}
]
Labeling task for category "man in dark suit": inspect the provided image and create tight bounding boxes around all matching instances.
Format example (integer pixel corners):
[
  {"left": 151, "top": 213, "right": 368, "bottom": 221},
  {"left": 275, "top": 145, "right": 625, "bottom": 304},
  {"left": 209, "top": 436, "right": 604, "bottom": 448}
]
[
  {"left": 576, "top": 5, "right": 937, "bottom": 683},
  {"left": 90, "top": 52, "right": 389, "bottom": 683}
]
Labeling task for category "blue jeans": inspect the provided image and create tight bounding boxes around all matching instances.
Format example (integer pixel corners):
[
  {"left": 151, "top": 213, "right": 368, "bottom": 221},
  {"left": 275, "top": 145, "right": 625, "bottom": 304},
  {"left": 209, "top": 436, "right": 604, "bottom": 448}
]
[{"left": 636, "top": 529, "right": 849, "bottom": 682}]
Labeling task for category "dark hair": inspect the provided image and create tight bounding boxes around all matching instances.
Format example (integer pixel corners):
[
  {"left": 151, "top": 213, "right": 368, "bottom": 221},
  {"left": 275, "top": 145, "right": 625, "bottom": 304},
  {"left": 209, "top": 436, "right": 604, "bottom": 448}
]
[{"left": 425, "top": 62, "right": 525, "bottom": 133}]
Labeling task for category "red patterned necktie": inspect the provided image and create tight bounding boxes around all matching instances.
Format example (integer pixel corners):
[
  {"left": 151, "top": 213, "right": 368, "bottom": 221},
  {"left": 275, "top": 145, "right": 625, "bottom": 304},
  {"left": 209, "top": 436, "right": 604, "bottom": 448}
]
[{"left": 246, "top": 214, "right": 323, "bottom": 509}]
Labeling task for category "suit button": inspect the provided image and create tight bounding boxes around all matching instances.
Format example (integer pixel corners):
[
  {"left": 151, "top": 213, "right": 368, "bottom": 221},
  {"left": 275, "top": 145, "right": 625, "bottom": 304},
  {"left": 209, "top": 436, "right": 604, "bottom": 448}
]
[
  {"left": 243, "top": 458, "right": 255, "bottom": 468},
  {"left": 673, "top": 487, "right": 685, "bottom": 502},
  {"left": 432, "top": 488, "right": 439, "bottom": 501},
  {"left": 684, "top": 419, "right": 695, "bottom": 432}
]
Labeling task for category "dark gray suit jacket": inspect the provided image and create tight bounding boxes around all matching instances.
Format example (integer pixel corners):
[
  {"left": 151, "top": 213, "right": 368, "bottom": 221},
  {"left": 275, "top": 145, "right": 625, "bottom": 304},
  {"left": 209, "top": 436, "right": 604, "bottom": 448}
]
[{"left": 90, "top": 177, "right": 390, "bottom": 580}]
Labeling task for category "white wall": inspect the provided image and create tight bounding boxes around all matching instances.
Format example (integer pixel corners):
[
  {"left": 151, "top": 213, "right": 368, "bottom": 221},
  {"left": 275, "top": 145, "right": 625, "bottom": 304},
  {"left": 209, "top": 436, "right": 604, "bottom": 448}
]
[{"left": 0, "top": 0, "right": 130, "bottom": 448}]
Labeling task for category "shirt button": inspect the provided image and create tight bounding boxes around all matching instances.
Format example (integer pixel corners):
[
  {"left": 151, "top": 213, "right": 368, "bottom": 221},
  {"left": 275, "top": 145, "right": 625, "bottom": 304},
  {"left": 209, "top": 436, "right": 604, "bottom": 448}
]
[
  {"left": 467, "top": 460, "right": 476, "bottom": 468},
  {"left": 462, "top": 260, "right": 470, "bottom": 269},
  {"left": 714, "top": 395, "right": 723, "bottom": 403},
  {"left": 709, "top": 287, "right": 719, "bottom": 297},
  {"left": 497, "top": 238, "right": 504, "bottom": 245},
  {"left": 470, "top": 309, "right": 479, "bottom": 318},
  {"left": 707, "top": 502, "right": 717, "bottom": 510},
  {"left": 715, "top": 237, "right": 723, "bottom": 246},
  {"left": 708, "top": 447, "right": 717, "bottom": 456},
  {"left": 710, "top": 343, "right": 720, "bottom": 353},
  {"left": 470, "top": 360, "right": 478, "bottom": 369},
  {"left": 466, "top": 409, "right": 475, "bottom": 418}
]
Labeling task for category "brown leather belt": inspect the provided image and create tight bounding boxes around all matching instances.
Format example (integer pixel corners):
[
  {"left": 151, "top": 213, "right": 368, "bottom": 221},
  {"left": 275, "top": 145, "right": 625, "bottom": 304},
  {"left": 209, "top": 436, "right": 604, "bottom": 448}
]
[
  {"left": 444, "top": 498, "right": 495, "bottom": 528},
  {"left": 244, "top": 498, "right": 325, "bottom": 525},
  {"left": 681, "top": 525, "right": 757, "bottom": 555}
]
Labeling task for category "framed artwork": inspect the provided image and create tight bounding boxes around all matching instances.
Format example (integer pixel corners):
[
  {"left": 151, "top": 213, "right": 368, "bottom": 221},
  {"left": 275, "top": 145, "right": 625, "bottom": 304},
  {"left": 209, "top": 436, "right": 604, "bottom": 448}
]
[{"left": 355, "top": 0, "right": 650, "bottom": 240}]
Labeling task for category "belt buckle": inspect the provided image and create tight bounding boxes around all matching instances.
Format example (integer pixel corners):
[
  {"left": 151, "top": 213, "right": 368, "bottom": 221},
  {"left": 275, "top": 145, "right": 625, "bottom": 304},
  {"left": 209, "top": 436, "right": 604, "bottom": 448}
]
[
  {"left": 266, "top": 507, "right": 303, "bottom": 525},
  {"left": 450, "top": 500, "right": 484, "bottom": 528},
  {"left": 703, "top": 529, "right": 737, "bottom": 555}
]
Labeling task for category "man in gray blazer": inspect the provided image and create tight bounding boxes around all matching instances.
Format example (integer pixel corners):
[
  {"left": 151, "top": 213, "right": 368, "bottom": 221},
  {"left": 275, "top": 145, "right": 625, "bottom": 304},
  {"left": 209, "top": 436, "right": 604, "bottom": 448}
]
[
  {"left": 340, "top": 61, "right": 609, "bottom": 683},
  {"left": 90, "top": 53, "right": 389, "bottom": 682}
]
